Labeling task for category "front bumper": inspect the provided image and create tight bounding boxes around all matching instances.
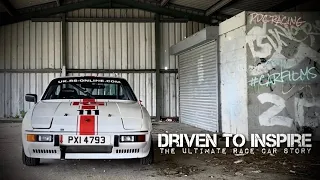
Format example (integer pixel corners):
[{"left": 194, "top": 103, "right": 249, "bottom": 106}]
[{"left": 22, "top": 131, "right": 152, "bottom": 160}]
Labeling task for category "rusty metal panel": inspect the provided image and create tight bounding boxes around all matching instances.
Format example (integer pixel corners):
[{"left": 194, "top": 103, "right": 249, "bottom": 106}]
[
  {"left": 0, "top": 73, "right": 61, "bottom": 118},
  {"left": 0, "top": 21, "right": 62, "bottom": 70}
]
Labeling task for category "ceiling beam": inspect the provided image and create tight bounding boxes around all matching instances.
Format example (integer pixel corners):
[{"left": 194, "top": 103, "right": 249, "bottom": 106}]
[
  {"left": 0, "top": 0, "right": 217, "bottom": 26},
  {"left": 90, "top": 2, "right": 133, "bottom": 8},
  {"left": 0, "top": 0, "right": 18, "bottom": 16},
  {"left": 165, "top": 2, "right": 205, "bottom": 14},
  {"left": 56, "top": 0, "right": 61, "bottom": 6},
  {"left": 0, "top": 0, "right": 110, "bottom": 26},
  {"left": 266, "top": 0, "right": 312, "bottom": 11},
  {"left": 160, "top": 0, "right": 170, "bottom": 6},
  {"left": 30, "top": 16, "right": 189, "bottom": 22},
  {"left": 112, "top": 0, "right": 213, "bottom": 24},
  {"left": 205, "top": 0, "right": 235, "bottom": 16}
]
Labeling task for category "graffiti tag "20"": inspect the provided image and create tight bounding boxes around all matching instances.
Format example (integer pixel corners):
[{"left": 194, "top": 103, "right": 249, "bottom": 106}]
[
  {"left": 258, "top": 93, "right": 293, "bottom": 127},
  {"left": 258, "top": 93, "right": 319, "bottom": 127}
]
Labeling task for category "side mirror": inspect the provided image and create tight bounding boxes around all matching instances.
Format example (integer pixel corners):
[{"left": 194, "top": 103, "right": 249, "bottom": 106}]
[
  {"left": 138, "top": 100, "right": 143, "bottom": 105},
  {"left": 25, "top": 94, "right": 37, "bottom": 103}
]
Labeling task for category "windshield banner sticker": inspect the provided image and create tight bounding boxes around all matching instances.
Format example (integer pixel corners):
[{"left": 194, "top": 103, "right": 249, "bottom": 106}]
[{"left": 57, "top": 79, "right": 121, "bottom": 84}]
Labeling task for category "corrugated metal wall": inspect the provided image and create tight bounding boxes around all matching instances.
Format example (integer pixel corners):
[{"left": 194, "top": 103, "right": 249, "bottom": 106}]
[
  {"left": 67, "top": 22, "right": 155, "bottom": 69},
  {"left": 0, "top": 73, "right": 61, "bottom": 118},
  {"left": 66, "top": 9, "right": 207, "bottom": 118},
  {"left": 67, "top": 21, "right": 156, "bottom": 116},
  {"left": 0, "top": 8, "right": 208, "bottom": 119},
  {"left": 0, "top": 21, "right": 61, "bottom": 118},
  {"left": 160, "top": 22, "right": 187, "bottom": 118},
  {"left": 186, "top": 21, "right": 208, "bottom": 37},
  {"left": 159, "top": 21, "right": 208, "bottom": 118},
  {"left": 0, "top": 21, "right": 61, "bottom": 69},
  {"left": 67, "top": 9, "right": 155, "bottom": 18}
]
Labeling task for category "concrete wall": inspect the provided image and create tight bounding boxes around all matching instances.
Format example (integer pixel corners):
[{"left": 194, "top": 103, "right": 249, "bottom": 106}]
[
  {"left": 219, "top": 12, "right": 249, "bottom": 138},
  {"left": 245, "top": 11, "right": 320, "bottom": 139}
]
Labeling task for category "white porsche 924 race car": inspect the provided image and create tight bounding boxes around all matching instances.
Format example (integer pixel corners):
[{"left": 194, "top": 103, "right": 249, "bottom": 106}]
[{"left": 22, "top": 76, "right": 154, "bottom": 166}]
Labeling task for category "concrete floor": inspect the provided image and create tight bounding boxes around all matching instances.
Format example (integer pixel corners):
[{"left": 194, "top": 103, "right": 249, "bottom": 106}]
[{"left": 0, "top": 122, "right": 318, "bottom": 180}]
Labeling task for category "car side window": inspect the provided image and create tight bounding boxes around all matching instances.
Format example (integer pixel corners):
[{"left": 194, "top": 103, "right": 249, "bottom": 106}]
[
  {"left": 45, "top": 85, "right": 61, "bottom": 99},
  {"left": 55, "top": 85, "right": 61, "bottom": 95}
]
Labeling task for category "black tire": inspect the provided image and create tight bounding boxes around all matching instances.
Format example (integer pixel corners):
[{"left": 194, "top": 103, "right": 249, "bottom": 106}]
[
  {"left": 22, "top": 147, "right": 40, "bottom": 166},
  {"left": 140, "top": 139, "right": 154, "bottom": 165}
]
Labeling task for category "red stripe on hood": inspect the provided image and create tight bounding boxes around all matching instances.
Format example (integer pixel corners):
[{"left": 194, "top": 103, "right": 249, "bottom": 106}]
[
  {"left": 79, "top": 115, "right": 95, "bottom": 135},
  {"left": 82, "top": 99, "right": 96, "bottom": 103},
  {"left": 72, "top": 102, "right": 80, "bottom": 105},
  {"left": 81, "top": 105, "right": 96, "bottom": 109},
  {"left": 72, "top": 101, "right": 105, "bottom": 106}
]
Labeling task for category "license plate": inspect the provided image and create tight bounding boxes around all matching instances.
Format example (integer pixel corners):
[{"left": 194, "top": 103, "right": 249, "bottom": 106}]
[{"left": 61, "top": 135, "right": 111, "bottom": 145}]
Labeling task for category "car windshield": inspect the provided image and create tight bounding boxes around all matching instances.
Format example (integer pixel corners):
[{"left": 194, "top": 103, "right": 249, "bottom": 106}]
[{"left": 41, "top": 77, "right": 137, "bottom": 101}]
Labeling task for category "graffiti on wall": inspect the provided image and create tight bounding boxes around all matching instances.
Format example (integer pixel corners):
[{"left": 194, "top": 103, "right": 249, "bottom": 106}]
[
  {"left": 246, "top": 12, "right": 320, "bottom": 131},
  {"left": 250, "top": 12, "right": 306, "bottom": 27},
  {"left": 248, "top": 66, "right": 317, "bottom": 87}
]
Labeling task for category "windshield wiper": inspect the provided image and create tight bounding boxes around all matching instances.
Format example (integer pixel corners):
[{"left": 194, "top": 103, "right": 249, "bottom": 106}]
[{"left": 71, "top": 84, "right": 95, "bottom": 99}]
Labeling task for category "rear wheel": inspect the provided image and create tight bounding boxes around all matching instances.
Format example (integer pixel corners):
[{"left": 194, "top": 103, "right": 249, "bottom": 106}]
[
  {"left": 22, "top": 147, "right": 40, "bottom": 166},
  {"left": 140, "top": 139, "right": 154, "bottom": 165}
]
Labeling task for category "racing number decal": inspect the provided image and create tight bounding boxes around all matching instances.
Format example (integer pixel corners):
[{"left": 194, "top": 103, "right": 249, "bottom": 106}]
[{"left": 77, "top": 109, "right": 99, "bottom": 115}]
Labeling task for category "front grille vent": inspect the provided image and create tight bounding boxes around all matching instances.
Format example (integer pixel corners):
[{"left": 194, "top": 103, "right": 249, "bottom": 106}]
[
  {"left": 33, "top": 149, "right": 57, "bottom": 153},
  {"left": 116, "top": 149, "right": 139, "bottom": 153}
]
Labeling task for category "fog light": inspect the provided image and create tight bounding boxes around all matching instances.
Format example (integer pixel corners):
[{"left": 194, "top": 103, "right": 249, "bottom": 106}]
[
  {"left": 120, "top": 135, "right": 135, "bottom": 142},
  {"left": 38, "top": 135, "right": 53, "bottom": 142},
  {"left": 27, "top": 134, "right": 36, "bottom": 142}
]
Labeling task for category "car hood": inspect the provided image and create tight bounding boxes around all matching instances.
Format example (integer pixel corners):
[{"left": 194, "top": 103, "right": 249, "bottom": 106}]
[{"left": 30, "top": 100, "right": 144, "bottom": 132}]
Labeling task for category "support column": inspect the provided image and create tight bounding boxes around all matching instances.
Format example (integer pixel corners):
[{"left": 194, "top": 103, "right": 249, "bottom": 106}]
[
  {"left": 155, "top": 14, "right": 161, "bottom": 121},
  {"left": 61, "top": 13, "right": 67, "bottom": 76}
]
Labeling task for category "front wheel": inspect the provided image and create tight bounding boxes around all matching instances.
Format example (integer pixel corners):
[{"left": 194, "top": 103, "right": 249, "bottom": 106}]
[
  {"left": 22, "top": 147, "right": 40, "bottom": 166},
  {"left": 140, "top": 139, "right": 154, "bottom": 165}
]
